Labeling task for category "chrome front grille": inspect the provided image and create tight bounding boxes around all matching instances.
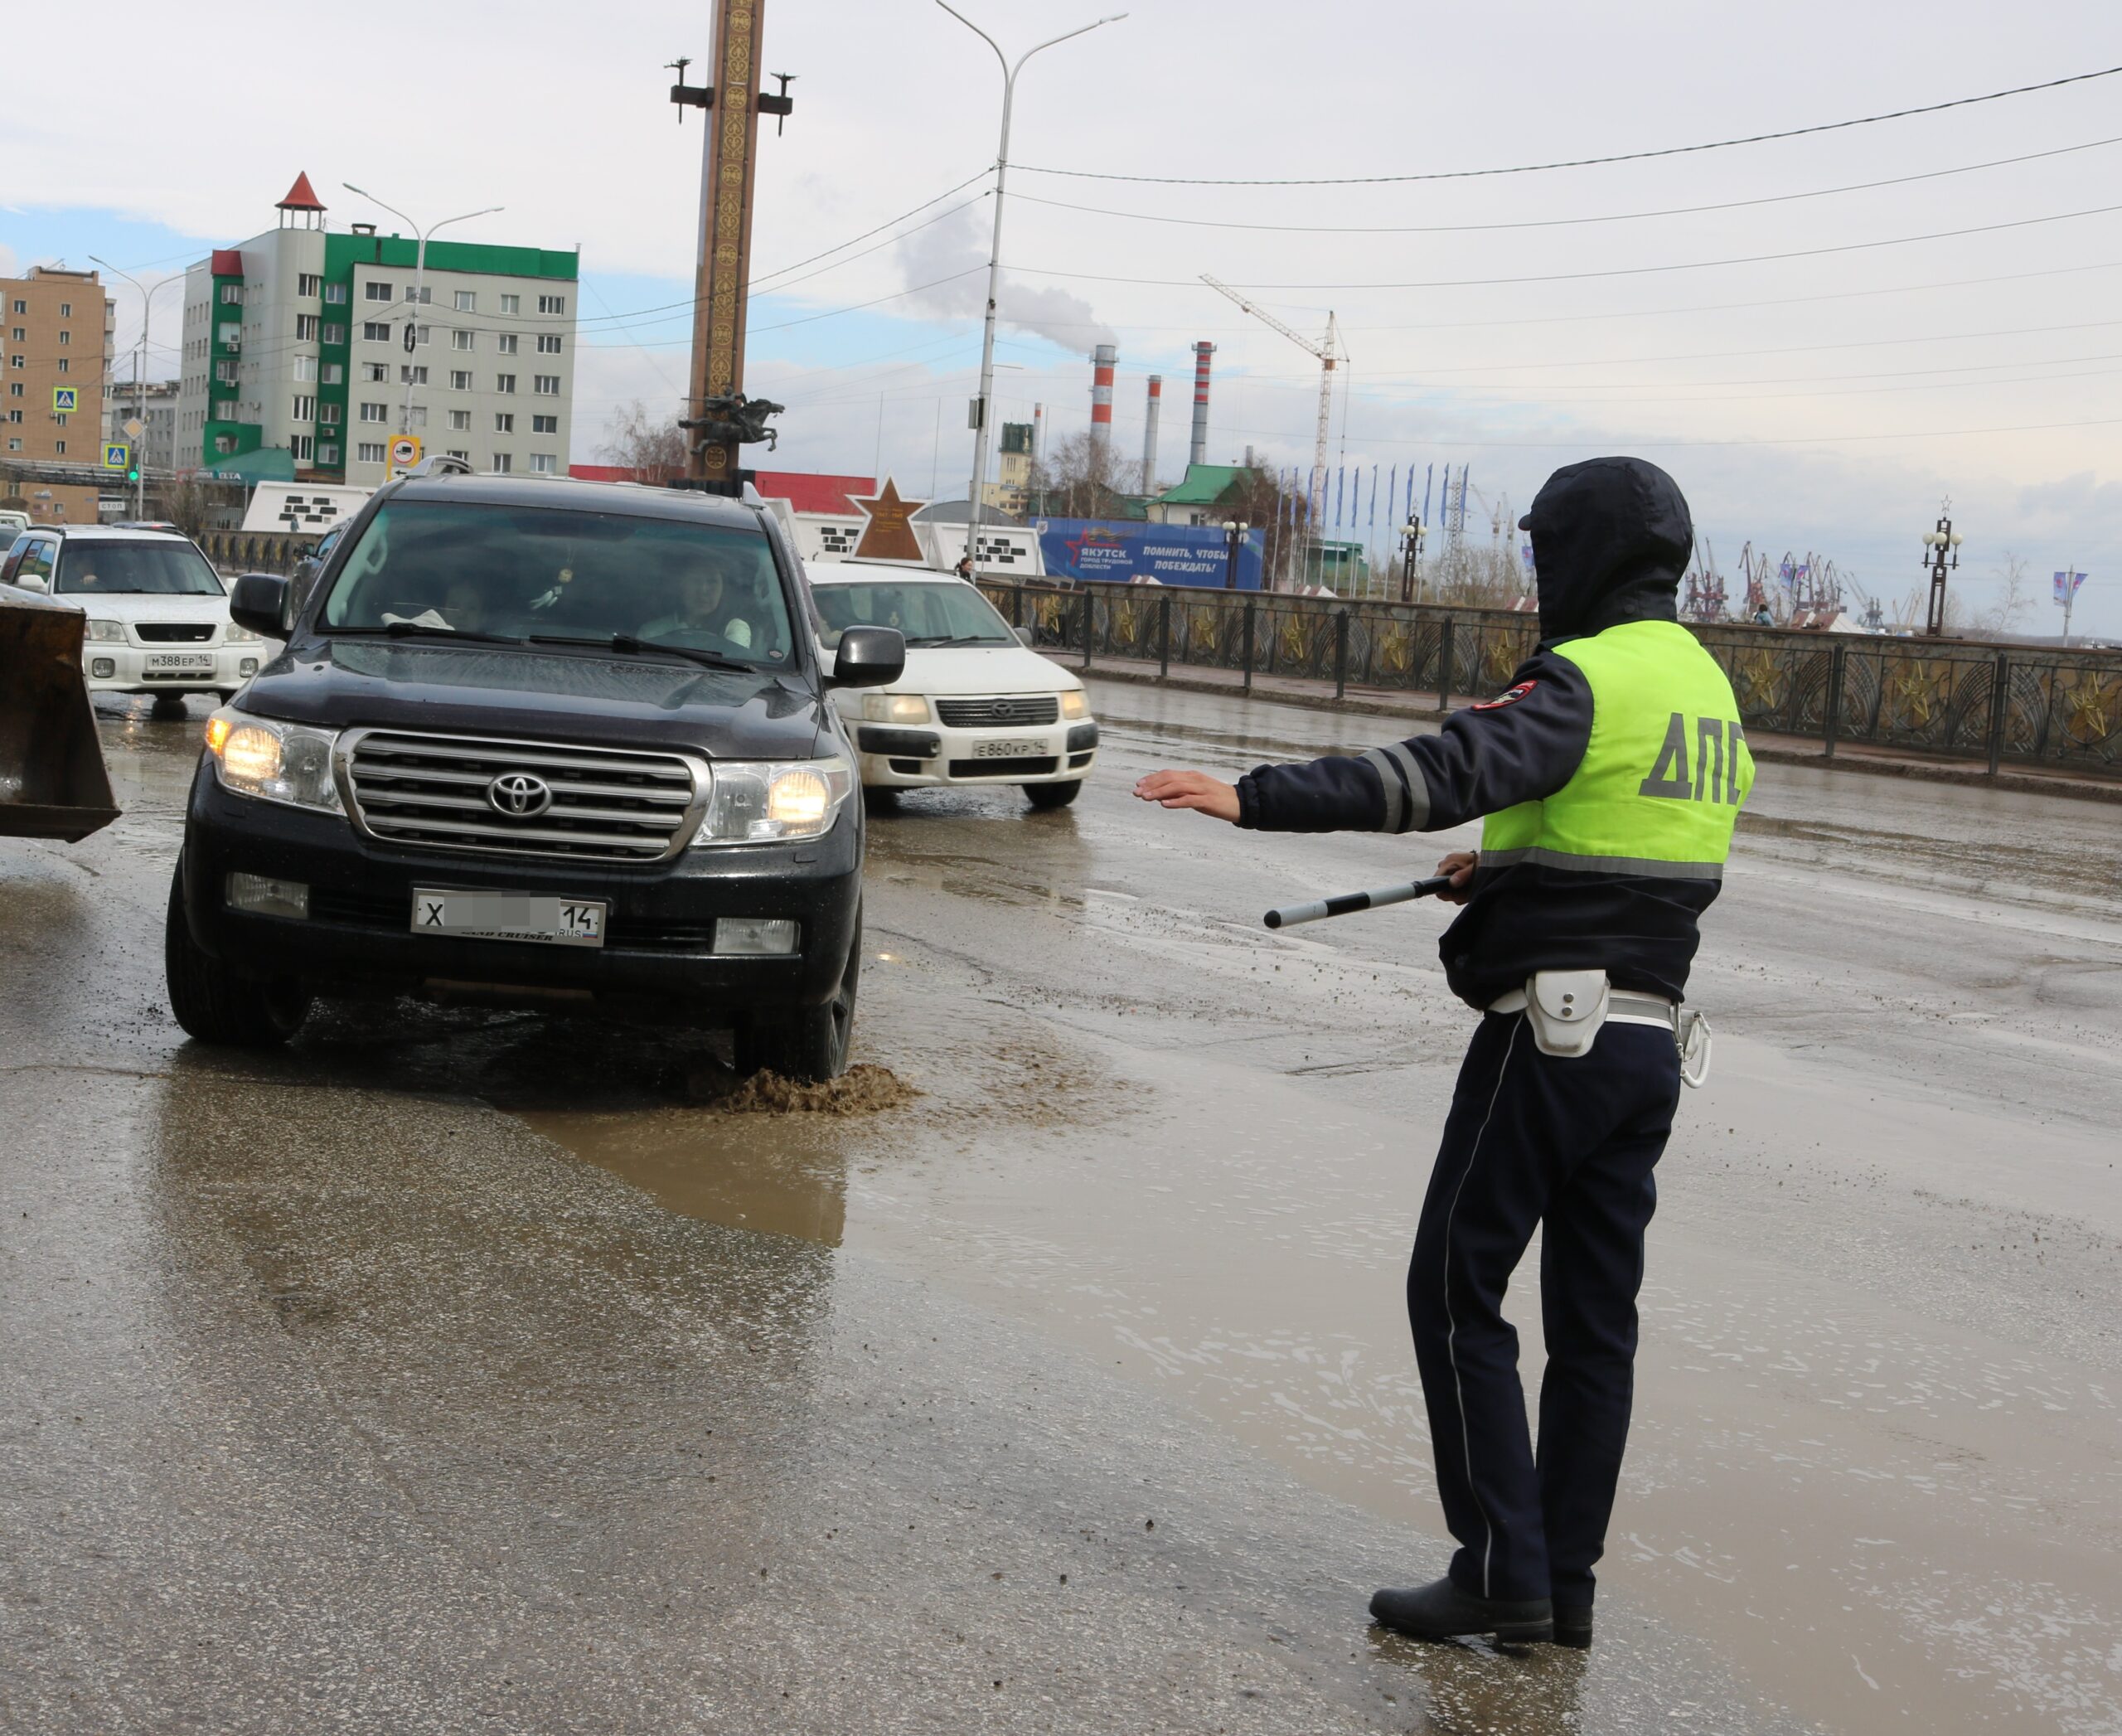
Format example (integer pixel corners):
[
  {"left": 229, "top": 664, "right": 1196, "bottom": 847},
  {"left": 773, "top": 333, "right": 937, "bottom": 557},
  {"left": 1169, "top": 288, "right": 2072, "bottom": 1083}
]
[
  {"left": 342, "top": 730, "right": 704, "bottom": 862},
  {"left": 935, "top": 695, "right": 1059, "bottom": 729}
]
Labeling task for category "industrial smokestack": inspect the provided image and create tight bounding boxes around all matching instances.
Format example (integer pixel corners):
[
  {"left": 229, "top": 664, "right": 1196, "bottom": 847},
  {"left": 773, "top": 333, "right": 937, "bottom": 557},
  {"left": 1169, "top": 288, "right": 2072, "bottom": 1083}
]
[
  {"left": 1089, "top": 344, "right": 1117, "bottom": 463},
  {"left": 1142, "top": 375, "right": 1162, "bottom": 489},
  {"left": 1189, "top": 342, "right": 1215, "bottom": 467},
  {"left": 1032, "top": 402, "right": 1044, "bottom": 470}
]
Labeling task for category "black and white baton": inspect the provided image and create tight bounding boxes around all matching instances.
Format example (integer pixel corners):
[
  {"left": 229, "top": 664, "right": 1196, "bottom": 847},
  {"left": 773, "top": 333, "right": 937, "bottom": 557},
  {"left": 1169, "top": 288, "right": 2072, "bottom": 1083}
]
[{"left": 1262, "top": 874, "right": 1456, "bottom": 930}]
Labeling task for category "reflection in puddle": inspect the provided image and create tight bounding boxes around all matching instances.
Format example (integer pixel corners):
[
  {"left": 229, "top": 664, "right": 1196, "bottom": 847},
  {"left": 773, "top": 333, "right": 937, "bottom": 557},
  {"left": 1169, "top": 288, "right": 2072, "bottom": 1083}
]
[{"left": 521, "top": 1107, "right": 850, "bottom": 1245}]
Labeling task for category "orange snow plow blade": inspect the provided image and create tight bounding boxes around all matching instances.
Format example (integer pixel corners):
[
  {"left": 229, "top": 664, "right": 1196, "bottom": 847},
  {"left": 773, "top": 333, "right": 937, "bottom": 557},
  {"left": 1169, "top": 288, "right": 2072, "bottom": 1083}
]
[{"left": 0, "top": 588, "right": 119, "bottom": 841}]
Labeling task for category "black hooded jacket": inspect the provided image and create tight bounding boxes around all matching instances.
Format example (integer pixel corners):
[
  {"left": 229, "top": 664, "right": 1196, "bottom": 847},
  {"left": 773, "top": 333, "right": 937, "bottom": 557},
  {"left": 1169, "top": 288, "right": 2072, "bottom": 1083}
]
[{"left": 1233, "top": 456, "right": 1725, "bottom": 1009}]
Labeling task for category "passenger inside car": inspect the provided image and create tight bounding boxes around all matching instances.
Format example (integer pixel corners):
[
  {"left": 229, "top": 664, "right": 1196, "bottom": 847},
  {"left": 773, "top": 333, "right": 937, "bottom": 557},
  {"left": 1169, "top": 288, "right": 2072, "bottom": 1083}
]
[{"left": 640, "top": 550, "right": 754, "bottom": 652}]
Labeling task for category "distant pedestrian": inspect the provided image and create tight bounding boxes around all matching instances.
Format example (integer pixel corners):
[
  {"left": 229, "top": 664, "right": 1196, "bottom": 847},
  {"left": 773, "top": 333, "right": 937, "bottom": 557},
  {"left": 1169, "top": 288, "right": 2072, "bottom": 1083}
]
[
  {"left": 954, "top": 555, "right": 974, "bottom": 579},
  {"left": 1134, "top": 457, "right": 1752, "bottom": 1651},
  {"left": 1752, "top": 604, "right": 1773, "bottom": 626}
]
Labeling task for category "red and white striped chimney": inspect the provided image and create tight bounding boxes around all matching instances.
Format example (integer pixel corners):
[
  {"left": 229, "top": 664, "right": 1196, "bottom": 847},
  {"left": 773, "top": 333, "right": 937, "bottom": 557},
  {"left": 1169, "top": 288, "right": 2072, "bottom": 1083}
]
[
  {"left": 1089, "top": 343, "right": 1117, "bottom": 463},
  {"left": 1189, "top": 342, "right": 1215, "bottom": 466},
  {"left": 1142, "top": 375, "right": 1162, "bottom": 488}
]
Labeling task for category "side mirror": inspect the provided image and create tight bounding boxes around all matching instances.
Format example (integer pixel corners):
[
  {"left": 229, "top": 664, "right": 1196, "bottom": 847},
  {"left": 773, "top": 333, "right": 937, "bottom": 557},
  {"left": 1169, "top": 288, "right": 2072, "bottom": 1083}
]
[
  {"left": 229, "top": 571, "right": 291, "bottom": 638},
  {"left": 1014, "top": 624, "right": 1034, "bottom": 647},
  {"left": 17, "top": 573, "right": 48, "bottom": 594},
  {"left": 829, "top": 624, "right": 904, "bottom": 690}
]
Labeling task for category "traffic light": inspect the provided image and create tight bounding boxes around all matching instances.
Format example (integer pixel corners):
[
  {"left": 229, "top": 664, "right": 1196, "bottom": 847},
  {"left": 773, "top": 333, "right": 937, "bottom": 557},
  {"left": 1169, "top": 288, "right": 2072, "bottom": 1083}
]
[{"left": 126, "top": 466, "right": 140, "bottom": 484}]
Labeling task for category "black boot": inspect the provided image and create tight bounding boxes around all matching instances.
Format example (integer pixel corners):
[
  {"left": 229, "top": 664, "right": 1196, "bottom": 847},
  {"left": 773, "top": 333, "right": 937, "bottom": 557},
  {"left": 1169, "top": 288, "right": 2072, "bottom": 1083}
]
[
  {"left": 1551, "top": 1605, "right": 1592, "bottom": 1649},
  {"left": 1369, "top": 1576, "right": 1553, "bottom": 1644}
]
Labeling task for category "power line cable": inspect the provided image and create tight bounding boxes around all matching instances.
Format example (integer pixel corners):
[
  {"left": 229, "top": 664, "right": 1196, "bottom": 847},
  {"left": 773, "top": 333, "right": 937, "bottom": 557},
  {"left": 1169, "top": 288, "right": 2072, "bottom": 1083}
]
[
  {"left": 1015, "top": 64, "right": 2122, "bottom": 187},
  {"left": 1007, "top": 134, "right": 2122, "bottom": 235}
]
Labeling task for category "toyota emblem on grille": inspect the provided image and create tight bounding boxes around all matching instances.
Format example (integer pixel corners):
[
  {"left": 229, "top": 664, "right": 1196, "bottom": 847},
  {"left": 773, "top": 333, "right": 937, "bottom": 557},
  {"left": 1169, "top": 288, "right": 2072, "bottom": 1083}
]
[{"left": 487, "top": 771, "right": 553, "bottom": 817}]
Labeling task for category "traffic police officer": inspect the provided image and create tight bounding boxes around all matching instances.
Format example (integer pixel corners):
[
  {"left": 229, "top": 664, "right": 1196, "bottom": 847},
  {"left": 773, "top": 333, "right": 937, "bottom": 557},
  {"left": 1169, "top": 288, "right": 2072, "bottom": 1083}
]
[{"left": 1136, "top": 456, "right": 1751, "bottom": 1649}]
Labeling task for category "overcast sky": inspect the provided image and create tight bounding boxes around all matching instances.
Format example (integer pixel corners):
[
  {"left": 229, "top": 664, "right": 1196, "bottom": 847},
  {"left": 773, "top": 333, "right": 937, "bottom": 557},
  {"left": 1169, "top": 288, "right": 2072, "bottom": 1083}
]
[{"left": 7, "top": 0, "right": 2122, "bottom": 633}]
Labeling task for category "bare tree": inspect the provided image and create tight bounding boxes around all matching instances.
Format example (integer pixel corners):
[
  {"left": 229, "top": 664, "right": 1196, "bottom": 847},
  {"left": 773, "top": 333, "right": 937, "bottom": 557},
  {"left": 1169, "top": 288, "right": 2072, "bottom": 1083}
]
[
  {"left": 1025, "top": 429, "right": 1138, "bottom": 519},
  {"left": 157, "top": 471, "right": 220, "bottom": 541},
  {"left": 601, "top": 400, "right": 688, "bottom": 486},
  {"left": 1977, "top": 550, "right": 2034, "bottom": 638}
]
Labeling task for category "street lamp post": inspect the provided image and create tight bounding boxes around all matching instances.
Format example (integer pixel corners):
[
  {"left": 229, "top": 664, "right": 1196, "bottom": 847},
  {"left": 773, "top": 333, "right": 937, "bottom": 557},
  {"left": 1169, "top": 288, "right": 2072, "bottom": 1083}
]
[
  {"left": 88, "top": 255, "right": 182, "bottom": 517},
  {"left": 936, "top": 2, "right": 1124, "bottom": 575},
  {"left": 1398, "top": 518, "right": 1426, "bottom": 604},
  {"left": 1919, "top": 504, "right": 1964, "bottom": 637},
  {"left": 342, "top": 186, "right": 503, "bottom": 461},
  {"left": 1223, "top": 518, "right": 1249, "bottom": 590}
]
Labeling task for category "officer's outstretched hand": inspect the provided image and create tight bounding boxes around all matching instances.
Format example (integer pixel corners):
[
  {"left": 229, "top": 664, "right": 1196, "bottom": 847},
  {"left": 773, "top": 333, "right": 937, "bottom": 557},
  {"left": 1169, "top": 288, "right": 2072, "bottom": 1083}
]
[
  {"left": 1436, "top": 850, "right": 1478, "bottom": 904},
  {"left": 1134, "top": 769, "right": 1240, "bottom": 823}
]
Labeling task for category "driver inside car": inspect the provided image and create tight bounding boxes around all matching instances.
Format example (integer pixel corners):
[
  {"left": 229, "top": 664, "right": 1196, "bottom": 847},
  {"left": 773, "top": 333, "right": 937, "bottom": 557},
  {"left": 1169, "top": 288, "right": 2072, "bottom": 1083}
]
[{"left": 640, "top": 551, "right": 753, "bottom": 653}]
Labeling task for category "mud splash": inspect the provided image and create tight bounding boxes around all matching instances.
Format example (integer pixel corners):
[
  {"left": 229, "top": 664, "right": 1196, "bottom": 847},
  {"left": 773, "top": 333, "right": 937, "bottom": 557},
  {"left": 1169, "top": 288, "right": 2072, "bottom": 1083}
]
[{"left": 716, "top": 1063, "right": 919, "bottom": 1116}]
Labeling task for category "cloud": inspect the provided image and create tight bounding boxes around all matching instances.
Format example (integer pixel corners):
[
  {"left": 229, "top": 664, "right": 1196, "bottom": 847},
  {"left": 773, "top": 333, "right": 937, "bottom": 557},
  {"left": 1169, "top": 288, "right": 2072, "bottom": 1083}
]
[{"left": 894, "top": 206, "right": 1112, "bottom": 355}]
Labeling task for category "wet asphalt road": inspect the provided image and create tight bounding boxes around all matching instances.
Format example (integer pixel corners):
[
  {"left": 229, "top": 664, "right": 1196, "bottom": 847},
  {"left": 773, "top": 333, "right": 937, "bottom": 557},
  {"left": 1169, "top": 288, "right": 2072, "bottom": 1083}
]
[{"left": 2, "top": 682, "right": 2116, "bottom": 1735}]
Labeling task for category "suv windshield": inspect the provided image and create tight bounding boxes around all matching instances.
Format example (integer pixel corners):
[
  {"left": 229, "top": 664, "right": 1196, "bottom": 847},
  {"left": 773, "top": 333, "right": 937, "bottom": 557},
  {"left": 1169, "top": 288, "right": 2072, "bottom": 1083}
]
[
  {"left": 55, "top": 540, "right": 225, "bottom": 597},
  {"left": 319, "top": 500, "right": 797, "bottom": 667},
  {"left": 814, "top": 579, "right": 1013, "bottom": 647}
]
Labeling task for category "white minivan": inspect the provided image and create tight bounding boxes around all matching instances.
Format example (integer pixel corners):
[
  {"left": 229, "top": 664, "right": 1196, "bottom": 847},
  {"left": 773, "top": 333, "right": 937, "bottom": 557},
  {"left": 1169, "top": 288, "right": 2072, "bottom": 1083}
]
[{"left": 1, "top": 525, "right": 271, "bottom": 715}]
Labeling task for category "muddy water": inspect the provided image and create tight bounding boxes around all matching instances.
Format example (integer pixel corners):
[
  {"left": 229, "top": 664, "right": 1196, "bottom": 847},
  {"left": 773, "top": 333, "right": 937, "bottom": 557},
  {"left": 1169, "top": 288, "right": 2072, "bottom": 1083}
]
[{"left": 516, "top": 684, "right": 2122, "bottom": 1736}]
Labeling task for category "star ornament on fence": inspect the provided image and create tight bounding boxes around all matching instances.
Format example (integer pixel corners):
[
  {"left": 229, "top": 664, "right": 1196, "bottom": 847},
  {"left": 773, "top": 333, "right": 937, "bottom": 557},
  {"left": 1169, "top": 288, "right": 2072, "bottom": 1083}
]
[{"left": 850, "top": 478, "right": 928, "bottom": 565}]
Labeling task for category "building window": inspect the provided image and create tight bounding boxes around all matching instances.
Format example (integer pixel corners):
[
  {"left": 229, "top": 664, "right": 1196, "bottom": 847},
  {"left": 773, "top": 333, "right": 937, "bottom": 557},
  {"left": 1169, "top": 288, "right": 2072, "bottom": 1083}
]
[
  {"left": 407, "top": 406, "right": 427, "bottom": 429},
  {"left": 7, "top": 327, "right": 22, "bottom": 342},
  {"left": 293, "top": 395, "right": 317, "bottom": 421},
  {"left": 448, "top": 409, "right": 471, "bottom": 431},
  {"left": 55, "top": 439, "right": 66, "bottom": 455},
  {"left": 322, "top": 322, "right": 347, "bottom": 346},
  {"left": 357, "top": 441, "right": 386, "bottom": 464},
  {"left": 57, "top": 330, "right": 71, "bottom": 347},
  {"left": 60, "top": 302, "right": 72, "bottom": 317},
  {"left": 292, "top": 434, "right": 313, "bottom": 463},
  {"left": 359, "top": 401, "right": 387, "bottom": 423},
  {"left": 538, "top": 294, "right": 565, "bottom": 315},
  {"left": 214, "top": 434, "right": 235, "bottom": 454},
  {"left": 400, "top": 365, "right": 428, "bottom": 385},
  {"left": 215, "top": 361, "right": 239, "bottom": 385},
  {"left": 453, "top": 290, "right": 476, "bottom": 312},
  {"left": 445, "top": 448, "right": 470, "bottom": 463},
  {"left": 56, "top": 359, "right": 69, "bottom": 375},
  {"left": 366, "top": 282, "right": 393, "bottom": 303},
  {"left": 217, "top": 322, "right": 240, "bottom": 349},
  {"left": 220, "top": 284, "right": 243, "bottom": 305},
  {"left": 413, "top": 324, "right": 432, "bottom": 347},
  {"left": 499, "top": 293, "right": 520, "bottom": 316},
  {"left": 533, "top": 375, "right": 560, "bottom": 396},
  {"left": 532, "top": 414, "right": 558, "bottom": 434},
  {"left": 7, "top": 356, "right": 21, "bottom": 371},
  {"left": 9, "top": 299, "right": 22, "bottom": 314},
  {"left": 536, "top": 332, "right": 562, "bottom": 355},
  {"left": 361, "top": 361, "right": 387, "bottom": 383},
  {"left": 298, "top": 273, "right": 322, "bottom": 297},
  {"left": 295, "top": 314, "right": 320, "bottom": 341},
  {"left": 449, "top": 369, "right": 472, "bottom": 390},
  {"left": 529, "top": 453, "right": 557, "bottom": 474},
  {"left": 452, "top": 329, "right": 474, "bottom": 352},
  {"left": 293, "top": 355, "right": 317, "bottom": 382},
  {"left": 496, "top": 332, "right": 518, "bottom": 355},
  {"left": 318, "top": 442, "right": 340, "bottom": 465},
  {"left": 324, "top": 282, "right": 348, "bottom": 305},
  {"left": 322, "top": 362, "right": 343, "bottom": 386},
  {"left": 318, "top": 403, "right": 341, "bottom": 426},
  {"left": 494, "top": 413, "right": 514, "bottom": 434},
  {"left": 213, "top": 400, "right": 238, "bottom": 420},
  {"left": 4, "top": 439, "right": 17, "bottom": 453},
  {"left": 492, "top": 452, "right": 512, "bottom": 473},
  {"left": 495, "top": 373, "right": 516, "bottom": 394},
  {"left": 363, "top": 322, "right": 390, "bottom": 342}
]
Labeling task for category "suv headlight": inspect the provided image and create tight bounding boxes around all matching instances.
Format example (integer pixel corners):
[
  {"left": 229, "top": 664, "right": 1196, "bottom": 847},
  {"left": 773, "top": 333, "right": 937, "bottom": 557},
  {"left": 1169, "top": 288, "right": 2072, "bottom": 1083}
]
[
  {"left": 203, "top": 708, "right": 344, "bottom": 812},
  {"left": 224, "top": 623, "right": 265, "bottom": 643},
  {"left": 1059, "top": 690, "right": 1089, "bottom": 720},
  {"left": 690, "top": 756, "right": 853, "bottom": 846},
  {"left": 85, "top": 618, "right": 126, "bottom": 643},
  {"left": 860, "top": 692, "right": 930, "bottom": 724}
]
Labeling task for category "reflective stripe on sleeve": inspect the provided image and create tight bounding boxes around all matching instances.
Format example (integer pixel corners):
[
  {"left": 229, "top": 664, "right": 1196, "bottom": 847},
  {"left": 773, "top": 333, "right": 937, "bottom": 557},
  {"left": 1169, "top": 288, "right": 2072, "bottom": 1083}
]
[
  {"left": 1362, "top": 743, "right": 1429, "bottom": 833},
  {"left": 1478, "top": 845, "right": 1724, "bottom": 880}
]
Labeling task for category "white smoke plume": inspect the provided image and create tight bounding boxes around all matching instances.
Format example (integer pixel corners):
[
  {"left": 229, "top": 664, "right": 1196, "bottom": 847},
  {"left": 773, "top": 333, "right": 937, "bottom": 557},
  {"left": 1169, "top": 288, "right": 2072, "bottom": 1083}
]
[{"left": 895, "top": 206, "right": 1114, "bottom": 352}]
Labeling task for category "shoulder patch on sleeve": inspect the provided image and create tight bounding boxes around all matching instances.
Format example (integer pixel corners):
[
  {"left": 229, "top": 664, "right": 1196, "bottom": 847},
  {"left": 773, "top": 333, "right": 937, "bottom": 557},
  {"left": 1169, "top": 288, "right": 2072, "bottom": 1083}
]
[{"left": 1470, "top": 680, "right": 1537, "bottom": 711}]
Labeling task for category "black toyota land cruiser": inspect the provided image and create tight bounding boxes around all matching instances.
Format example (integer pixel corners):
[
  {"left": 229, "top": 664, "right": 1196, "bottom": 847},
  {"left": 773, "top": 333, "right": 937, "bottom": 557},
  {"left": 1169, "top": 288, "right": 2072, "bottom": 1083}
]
[{"left": 164, "top": 473, "right": 903, "bottom": 1080}]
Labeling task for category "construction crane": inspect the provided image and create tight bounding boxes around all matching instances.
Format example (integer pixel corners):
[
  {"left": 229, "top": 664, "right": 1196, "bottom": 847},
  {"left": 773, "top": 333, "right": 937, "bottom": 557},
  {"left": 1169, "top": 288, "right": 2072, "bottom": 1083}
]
[{"left": 1199, "top": 274, "right": 1344, "bottom": 520}]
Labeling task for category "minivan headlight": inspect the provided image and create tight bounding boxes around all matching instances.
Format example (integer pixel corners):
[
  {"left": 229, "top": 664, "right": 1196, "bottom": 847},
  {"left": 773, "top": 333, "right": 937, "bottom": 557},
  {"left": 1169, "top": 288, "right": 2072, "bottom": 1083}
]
[
  {"left": 224, "top": 623, "right": 265, "bottom": 643},
  {"left": 861, "top": 692, "right": 931, "bottom": 724},
  {"left": 1059, "top": 690, "right": 1089, "bottom": 720},
  {"left": 203, "top": 707, "right": 344, "bottom": 812},
  {"left": 690, "top": 756, "right": 853, "bottom": 846},
  {"left": 85, "top": 618, "right": 126, "bottom": 643}
]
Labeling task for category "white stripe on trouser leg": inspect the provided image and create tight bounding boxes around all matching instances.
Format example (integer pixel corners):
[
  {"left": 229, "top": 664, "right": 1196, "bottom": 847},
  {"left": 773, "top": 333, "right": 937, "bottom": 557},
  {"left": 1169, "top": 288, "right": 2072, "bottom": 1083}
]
[{"left": 1443, "top": 1016, "right": 1520, "bottom": 1599}]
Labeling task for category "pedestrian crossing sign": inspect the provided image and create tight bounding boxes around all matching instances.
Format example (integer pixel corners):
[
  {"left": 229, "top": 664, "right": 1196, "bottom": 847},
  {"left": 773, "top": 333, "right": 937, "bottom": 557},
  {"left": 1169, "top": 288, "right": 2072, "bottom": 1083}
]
[
  {"left": 104, "top": 443, "right": 129, "bottom": 470},
  {"left": 52, "top": 386, "right": 79, "bottom": 413}
]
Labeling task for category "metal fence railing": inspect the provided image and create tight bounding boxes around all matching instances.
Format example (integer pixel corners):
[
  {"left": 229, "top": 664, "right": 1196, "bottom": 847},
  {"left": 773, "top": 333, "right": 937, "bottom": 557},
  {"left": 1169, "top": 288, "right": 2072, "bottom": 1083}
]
[
  {"left": 199, "top": 528, "right": 316, "bottom": 576},
  {"left": 976, "top": 578, "right": 2122, "bottom": 781}
]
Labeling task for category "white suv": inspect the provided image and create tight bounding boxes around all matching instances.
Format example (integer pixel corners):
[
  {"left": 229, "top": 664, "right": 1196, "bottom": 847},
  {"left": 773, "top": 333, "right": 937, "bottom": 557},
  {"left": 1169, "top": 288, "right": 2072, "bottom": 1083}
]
[{"left": 2, "top": 525, "right": 270, "bottom": 715}]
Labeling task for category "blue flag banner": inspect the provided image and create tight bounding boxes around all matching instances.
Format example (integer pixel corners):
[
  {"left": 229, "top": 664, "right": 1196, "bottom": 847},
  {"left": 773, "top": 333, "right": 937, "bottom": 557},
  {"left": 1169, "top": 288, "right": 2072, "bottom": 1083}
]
[
  {"left": 2053, "top": 569, "right": 2088, "bottom": 602},
  {"left": 1034, "top": 518, "right": 1265, "bottom": 589},
  {"left": 1335, "top": 467, "right": 1344, "bottom": 529},
  {"left": 1369, "top": 463, "right": 1378, "bottom": 530}
]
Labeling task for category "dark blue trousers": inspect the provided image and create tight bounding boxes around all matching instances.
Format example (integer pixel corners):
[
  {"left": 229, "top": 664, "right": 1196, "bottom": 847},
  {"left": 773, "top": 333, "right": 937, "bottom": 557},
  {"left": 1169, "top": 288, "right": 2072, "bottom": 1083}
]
[{"left": 1407, "top": 1011, "right": 1679, "bottom": 1607}]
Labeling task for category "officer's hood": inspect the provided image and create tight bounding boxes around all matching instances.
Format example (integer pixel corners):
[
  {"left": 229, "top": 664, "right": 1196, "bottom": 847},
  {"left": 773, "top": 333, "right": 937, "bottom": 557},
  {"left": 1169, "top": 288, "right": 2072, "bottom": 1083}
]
[{"left": 1519, "top": 456, "right": 1693, "bottom": 640}]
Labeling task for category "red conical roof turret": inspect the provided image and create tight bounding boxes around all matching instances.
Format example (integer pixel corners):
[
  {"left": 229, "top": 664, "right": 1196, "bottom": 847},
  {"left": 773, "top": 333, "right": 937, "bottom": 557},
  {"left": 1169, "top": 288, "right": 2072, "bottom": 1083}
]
[{"left": 275, "top": 172, "right": 325, "bottom": 212}]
